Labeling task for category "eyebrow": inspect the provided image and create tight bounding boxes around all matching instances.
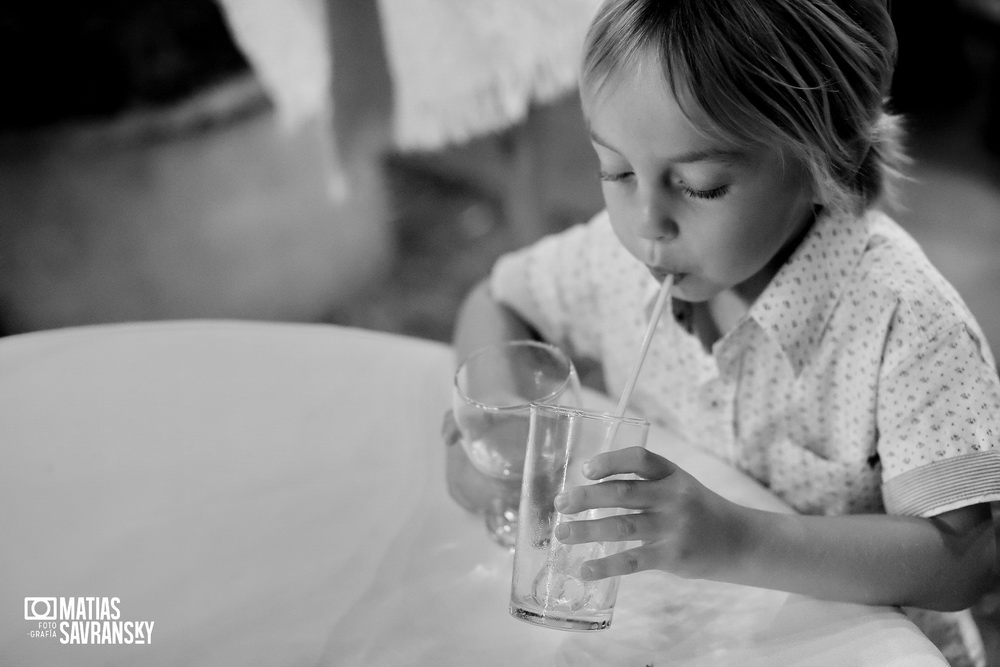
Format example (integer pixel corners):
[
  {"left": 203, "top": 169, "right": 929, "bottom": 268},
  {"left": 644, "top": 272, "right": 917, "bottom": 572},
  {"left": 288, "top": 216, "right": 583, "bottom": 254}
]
[{"left": 588, "top": 129, "right": 746, "bottom": 165}]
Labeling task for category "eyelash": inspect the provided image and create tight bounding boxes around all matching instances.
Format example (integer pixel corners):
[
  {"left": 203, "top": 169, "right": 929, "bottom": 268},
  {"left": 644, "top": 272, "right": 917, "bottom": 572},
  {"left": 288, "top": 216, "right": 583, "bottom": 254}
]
[
  {"left": 683, "top": 185, "right": 729, "bottom": 200},
  {"left": 597, "top": 171, "right": 730, "bottom": 200},
  {"left": 598, "top": 170, "right": 631, "bottom": 183}
]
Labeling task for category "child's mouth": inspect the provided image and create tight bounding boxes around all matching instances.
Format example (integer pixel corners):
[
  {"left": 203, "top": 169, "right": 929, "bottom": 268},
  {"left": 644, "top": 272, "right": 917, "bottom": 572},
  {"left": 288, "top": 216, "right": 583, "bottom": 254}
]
[{"left": 648, "top": 267, "right": 685, "bottom": 284}]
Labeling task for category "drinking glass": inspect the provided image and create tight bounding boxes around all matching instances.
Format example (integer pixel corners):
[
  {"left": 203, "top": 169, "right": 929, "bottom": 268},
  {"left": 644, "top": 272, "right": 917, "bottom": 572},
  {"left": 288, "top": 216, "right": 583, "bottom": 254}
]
[
  {"left": 510, "top": 403, "right": 649, "bottom": 631},
  {"left": 452, "top": 340, "right": 581, "bottom": 548}
]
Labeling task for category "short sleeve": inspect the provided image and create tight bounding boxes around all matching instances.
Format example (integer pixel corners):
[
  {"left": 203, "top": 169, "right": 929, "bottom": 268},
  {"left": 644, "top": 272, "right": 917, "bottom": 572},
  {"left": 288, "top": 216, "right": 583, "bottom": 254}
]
[
  {"left": 878, "top": 323, "right": 1000, "bottom": 517},
  {"left": 489, "top": 211, "right": 612, "bottom": 358}
]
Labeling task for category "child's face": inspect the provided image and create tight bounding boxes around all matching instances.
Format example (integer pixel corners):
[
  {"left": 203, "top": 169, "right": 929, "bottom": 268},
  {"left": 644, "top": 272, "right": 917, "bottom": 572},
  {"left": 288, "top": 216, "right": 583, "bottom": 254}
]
[{"left": 585, "top": 56, "right": 815, "bottom": 304}]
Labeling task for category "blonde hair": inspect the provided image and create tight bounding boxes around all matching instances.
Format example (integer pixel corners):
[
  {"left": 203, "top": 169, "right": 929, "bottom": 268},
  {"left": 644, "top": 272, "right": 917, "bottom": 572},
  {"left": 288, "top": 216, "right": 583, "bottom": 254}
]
[{"left": 581, "top": 0, "right": 908, "bottom": 214}]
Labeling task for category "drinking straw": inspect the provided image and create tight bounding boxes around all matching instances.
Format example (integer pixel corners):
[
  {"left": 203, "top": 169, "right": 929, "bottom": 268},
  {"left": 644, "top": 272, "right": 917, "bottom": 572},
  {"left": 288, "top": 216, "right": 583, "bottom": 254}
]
[
  {"left": 613, "top": 273, "right": 674, "bottom": 418},
  {"left": 601, "top": 274, "right": 673, "bottom": 452}
]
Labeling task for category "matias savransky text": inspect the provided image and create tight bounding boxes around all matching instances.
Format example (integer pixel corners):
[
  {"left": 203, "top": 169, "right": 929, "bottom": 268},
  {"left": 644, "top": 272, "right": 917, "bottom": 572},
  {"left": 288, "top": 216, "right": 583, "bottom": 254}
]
[{"left": 24, "top": 596, "right": 155, "bottom": 645}]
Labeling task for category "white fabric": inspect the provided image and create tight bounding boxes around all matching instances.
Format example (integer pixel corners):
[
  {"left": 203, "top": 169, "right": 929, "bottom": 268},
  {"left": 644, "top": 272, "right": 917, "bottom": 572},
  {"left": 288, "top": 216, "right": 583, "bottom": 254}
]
[
  {"left": 215, "top": 0, "right": 347, "bottom": 199},
  {"left": 0, "top": 321, "right": 947, "bottom": 665},
  {"left": 217, "top": 0, "right": 600, "bottom": 151},
  {"left": 378, "top": 0, "right": 601, "bottom": 149},
  {"left": 216, "top": 0, "right": 331, "bottom": 131}
]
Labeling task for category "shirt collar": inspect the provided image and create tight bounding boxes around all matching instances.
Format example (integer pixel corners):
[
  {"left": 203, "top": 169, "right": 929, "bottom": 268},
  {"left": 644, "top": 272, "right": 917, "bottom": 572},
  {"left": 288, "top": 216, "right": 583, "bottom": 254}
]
[
  {"left": 747, "top": 208, "right": 872, "bottom": 375},
  {"left": 640, "top": 209, "right": 872, "bottom": 376}
]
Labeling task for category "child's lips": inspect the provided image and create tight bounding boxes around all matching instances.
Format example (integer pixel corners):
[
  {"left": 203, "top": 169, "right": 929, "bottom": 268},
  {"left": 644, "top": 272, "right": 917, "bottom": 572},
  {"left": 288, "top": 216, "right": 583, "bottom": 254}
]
[{"left": 648, "top": 266, "right": 685, "bottom": 283}]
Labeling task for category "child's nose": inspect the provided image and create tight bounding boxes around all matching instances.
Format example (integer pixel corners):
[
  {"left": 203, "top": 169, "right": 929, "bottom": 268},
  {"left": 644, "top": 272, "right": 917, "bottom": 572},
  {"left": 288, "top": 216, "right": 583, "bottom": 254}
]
[{"left": 636, "top": 191, "right": 679, "bottom": 241}]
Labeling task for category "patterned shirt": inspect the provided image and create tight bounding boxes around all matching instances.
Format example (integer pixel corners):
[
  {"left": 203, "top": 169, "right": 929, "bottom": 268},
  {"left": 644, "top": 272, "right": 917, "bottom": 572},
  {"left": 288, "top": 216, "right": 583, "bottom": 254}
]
[{"left": 491, "top": 208, "right": 1000, "bottom": 519}]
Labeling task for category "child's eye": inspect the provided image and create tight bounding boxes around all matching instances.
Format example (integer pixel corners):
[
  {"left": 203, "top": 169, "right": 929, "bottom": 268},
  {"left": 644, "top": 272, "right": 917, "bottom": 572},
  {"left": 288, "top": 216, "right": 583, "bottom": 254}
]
[
  {"left": 598, "top": 170, "right": 634, "bottom": 183},
  {"left": 682, "top": 185, "right": 729, "bottom": 200}
]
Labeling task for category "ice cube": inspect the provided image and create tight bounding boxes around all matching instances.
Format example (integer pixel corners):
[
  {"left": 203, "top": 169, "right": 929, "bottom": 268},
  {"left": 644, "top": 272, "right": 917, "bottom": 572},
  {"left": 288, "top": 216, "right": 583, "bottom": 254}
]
[
  {"left": 531, "top": 545, "right": 598, "bottom": 612},
  {"left": 532, "top": 567, "right": 587, "bottom": 612}
]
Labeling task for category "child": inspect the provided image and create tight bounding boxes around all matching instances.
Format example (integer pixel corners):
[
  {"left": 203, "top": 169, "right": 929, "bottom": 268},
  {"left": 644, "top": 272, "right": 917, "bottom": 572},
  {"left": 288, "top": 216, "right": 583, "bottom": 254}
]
[{"left": 445, "top": 1, "right": 999, "bottom": 663}]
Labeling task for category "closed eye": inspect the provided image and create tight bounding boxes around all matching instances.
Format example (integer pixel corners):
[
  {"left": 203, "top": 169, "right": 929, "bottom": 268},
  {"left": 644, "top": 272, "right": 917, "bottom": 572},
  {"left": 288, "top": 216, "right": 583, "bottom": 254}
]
[
  {"left": 598, "top": 170, "right": 634, "bottom": 183},
  {"left": 682, "top": 185, "right": 729, "bottom": 200}
]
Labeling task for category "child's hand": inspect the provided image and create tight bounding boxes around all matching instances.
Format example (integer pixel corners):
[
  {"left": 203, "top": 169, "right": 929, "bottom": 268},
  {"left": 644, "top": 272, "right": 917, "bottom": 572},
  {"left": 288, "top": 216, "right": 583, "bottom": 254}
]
[
  {"left": 553, "top": 446, "right": 749, "bottom": 582},
  {"left": 441, "top": 410, "right": 521, "bottom": 515}
]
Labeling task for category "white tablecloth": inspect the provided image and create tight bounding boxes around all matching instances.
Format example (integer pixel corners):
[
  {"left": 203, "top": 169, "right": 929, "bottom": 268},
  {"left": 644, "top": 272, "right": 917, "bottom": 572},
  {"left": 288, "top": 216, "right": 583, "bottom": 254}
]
[{"left": 0, "top": 321, "right": 947, "bottom": 666}]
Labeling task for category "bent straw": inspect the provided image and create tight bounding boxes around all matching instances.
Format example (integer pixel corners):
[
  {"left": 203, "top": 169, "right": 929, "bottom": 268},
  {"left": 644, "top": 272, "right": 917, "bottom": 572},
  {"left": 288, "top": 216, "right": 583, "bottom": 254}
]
[{"left": 601, "top": 274, "right": 674, "bottom": 452}]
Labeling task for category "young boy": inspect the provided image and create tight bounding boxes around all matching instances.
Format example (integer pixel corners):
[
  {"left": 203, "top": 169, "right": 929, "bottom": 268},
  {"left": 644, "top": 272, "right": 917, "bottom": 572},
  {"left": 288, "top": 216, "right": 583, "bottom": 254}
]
[{"left": 446, "top": 1, "right": 999, "bottom": 663}]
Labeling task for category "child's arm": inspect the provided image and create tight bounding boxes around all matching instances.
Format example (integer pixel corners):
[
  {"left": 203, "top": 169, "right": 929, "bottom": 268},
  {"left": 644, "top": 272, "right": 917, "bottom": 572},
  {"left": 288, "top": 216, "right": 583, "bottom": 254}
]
[
  {"left": 445, "top": 279, "right": 541, "bottom": 513},
  {"left": 452, "top": 279, "right": 539, "bottom": 364},
  {"left": 555, "top": 447, "right": 998, "bottom": 611}
]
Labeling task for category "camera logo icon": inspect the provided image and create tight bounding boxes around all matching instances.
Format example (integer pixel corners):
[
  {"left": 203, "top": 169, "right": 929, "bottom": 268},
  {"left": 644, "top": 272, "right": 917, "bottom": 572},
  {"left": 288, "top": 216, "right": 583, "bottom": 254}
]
[{"left": 24, "top": 598, "right": 57, "bottom": 621}]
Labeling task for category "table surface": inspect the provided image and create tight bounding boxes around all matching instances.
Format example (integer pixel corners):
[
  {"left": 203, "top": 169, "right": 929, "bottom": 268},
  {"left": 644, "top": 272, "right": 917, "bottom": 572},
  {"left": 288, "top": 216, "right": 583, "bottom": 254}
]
[{"left": 0, "top": 321, "right": 947, "bottom": 666}]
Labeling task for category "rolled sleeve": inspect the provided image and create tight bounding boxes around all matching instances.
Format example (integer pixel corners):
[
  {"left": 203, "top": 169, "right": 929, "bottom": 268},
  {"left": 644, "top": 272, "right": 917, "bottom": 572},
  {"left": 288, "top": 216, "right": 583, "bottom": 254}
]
[
  {"left": 883, "top": 451, "right": 1000, "bottom": 517},
  {"left": 877, "top": 323, "right": 1000, "bottom": 516}
]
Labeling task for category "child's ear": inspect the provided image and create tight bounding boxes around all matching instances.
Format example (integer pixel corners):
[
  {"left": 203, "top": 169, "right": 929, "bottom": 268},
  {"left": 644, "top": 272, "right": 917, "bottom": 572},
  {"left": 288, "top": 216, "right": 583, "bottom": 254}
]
[{"left": 805, "top": 177, "right": 823, "bottom": 207}]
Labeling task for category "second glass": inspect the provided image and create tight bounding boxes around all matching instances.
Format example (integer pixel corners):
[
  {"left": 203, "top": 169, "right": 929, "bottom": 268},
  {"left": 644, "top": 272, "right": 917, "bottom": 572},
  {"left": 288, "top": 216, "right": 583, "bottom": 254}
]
[{"left": 452, "top": 340, "right": 581, "bottom": 548}]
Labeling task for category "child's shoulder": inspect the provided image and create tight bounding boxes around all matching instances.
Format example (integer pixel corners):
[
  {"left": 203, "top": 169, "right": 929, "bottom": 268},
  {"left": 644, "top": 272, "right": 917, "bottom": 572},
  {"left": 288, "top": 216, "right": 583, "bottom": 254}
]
[{"left": 852, "top": 210, "right": 984, "bottom": 348}]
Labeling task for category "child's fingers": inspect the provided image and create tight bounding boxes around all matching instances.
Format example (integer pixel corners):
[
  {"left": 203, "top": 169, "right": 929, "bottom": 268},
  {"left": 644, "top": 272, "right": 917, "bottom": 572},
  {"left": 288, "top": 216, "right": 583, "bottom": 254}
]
[
  {"left": 555, "top": 477, "right": 659, "bottom": 513},
  {"left": 578, "top": 543, "right": 659, "bottom": 581},
  {"left": 583, "top": 446, "right": 676, "bottom": 480},
  {"left": 440, "top": 410, "right": 463, "bottom": 447},
  {"left": 555, "top": 511, "right": 663, "bottom": 544}
]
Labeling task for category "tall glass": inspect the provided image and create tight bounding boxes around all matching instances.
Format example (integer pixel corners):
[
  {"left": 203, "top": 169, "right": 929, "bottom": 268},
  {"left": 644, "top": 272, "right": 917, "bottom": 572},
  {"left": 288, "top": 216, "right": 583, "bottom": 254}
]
[
  {"left": 510, "top": 404, "right": 649, "bottom": 631},
  {"left": 453, "top": 341, "right": 581, "bottom": 548}
]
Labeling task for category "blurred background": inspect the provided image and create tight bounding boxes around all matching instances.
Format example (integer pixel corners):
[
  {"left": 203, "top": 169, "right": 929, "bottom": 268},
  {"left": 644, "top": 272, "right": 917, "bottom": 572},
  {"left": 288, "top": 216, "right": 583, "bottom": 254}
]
[{"left": 0, "top": 0, "right": 998, "bottom": 350}]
